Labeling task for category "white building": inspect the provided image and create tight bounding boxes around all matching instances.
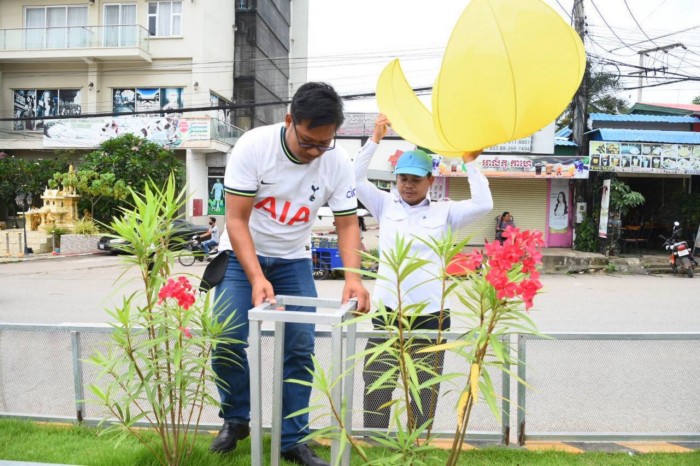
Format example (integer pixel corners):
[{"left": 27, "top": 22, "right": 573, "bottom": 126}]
[{"left": 1, "top": 0, "right": 308, "bottom": 223}]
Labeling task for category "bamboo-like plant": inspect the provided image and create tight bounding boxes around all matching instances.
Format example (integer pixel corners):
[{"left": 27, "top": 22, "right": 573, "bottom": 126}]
[
  {"left": 88, "top": 175, "right": 237, "bottom": 466},
  {"left": 292, "top": 226, "right": 544, "bottom": 466}
]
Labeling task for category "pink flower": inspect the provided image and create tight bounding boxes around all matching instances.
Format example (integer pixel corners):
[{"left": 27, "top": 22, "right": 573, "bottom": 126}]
[
  {"left": 179, "top": 326, "right": 192, "bottom": 338},
  {"left": 158, "top": 276, "right": 195, "bottom": 310},
  {"left": 482, "top": 228, "right": 544, "bottom": 311}
]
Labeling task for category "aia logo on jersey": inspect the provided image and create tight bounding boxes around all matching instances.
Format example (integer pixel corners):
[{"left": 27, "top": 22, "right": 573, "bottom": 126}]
[{"left": 254, "top": 197, "right": 310, "bottom": 225}]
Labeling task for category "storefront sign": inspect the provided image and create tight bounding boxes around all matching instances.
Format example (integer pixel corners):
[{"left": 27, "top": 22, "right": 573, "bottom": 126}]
[
  {"left": 484, "top": 137, "right": 532, "bottom": 153},
  {"left": 43, "top": 116, "right": 212, "bottom": 149},
  {"left": 588, "top": 141, "right": 700, "bottom": 175},
  {"left": 433, "top": 154, "right": 589, "bottom": 179}
]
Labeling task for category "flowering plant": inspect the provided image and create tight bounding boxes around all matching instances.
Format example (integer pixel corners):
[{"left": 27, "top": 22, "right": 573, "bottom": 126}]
[
  {"left": 88, "top": 176, "right": 236, "bottom": 466},
  {"left": 296, "top": 226, "right": 544, "bottom": 465}
]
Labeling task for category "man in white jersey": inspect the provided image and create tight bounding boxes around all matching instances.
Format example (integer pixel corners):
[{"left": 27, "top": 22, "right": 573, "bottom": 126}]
[
  {"left": 210, "top": 82, "right": 369, "bottom": 466},
  {"left": 355, "top": 114, "right": 493, "bottom": 432}
]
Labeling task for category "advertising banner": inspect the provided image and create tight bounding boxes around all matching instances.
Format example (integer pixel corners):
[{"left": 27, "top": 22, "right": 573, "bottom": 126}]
[
  {"left": 598, "top": 179, "right": 611, "bottom": 238},
  {"left": 43, "top": 116, "right": 211, "bottom": 149},
  {"left": 588, "top": 141, "right": 700, "bottom": 175},
  {"left": 434, "top": 154, "right": 589, "bottom": 179}
]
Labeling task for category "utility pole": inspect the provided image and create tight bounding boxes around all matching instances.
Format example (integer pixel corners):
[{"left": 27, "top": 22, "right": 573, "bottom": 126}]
[
  {"left": 571, "top": 0, "right": 587, "bottom": 156},
  {"left": 636, "top": 43, "right": 685, "bottom": 102}
]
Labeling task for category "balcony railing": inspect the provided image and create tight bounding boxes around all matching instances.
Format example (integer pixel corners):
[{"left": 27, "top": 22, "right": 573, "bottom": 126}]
[
  {"left": 0, "top": 25, "right": 149, "bottom": 52},
  {"left": 211, "top": 118, "right": 245, "bottom": 145}
]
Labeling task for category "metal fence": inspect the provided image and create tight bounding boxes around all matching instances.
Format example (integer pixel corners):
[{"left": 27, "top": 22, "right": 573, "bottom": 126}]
[
  {"left": 0, "top": 324, "right": 698, "bottom": 445},
  {"left": 517, "top": 333, "right": 700, "bottom": 444}
]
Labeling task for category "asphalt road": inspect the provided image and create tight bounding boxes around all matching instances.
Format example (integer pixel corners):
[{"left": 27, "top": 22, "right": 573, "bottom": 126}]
[
  {"left": 0, "top": 254, "right": 698, "bottom": 439},
  {"left": 0, "top": 254, "right": 697, "bottom": 332}
]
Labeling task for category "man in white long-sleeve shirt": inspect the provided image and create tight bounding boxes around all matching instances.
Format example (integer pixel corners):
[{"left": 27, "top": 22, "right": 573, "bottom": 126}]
[{"left": 355, "top": 114, "right": 493, "bottom": 430}]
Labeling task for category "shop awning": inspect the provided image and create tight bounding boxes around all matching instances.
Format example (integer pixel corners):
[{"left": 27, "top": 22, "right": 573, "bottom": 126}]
[{"left": 591, "top": 128, "right": 700, "bottom": 144}]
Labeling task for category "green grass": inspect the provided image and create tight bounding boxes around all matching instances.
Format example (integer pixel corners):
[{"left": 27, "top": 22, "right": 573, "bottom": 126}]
[{"left": 0, "top": 419, "right": 698, "bottom": 465}]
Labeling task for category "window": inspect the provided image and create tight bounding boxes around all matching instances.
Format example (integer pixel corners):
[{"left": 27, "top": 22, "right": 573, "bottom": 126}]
[
  {"left": 25, "top": 6, "right": 88, "bottom": 49},
  {"left": 104, "top": 4, "right": 137, "bottom": 47},
  {"left": 148, "top": 1, "right": 182, "bottom": 37}
]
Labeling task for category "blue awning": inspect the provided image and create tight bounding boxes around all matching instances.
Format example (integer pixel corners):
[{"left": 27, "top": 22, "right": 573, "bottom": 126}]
[
  {"left": 589, "top": 113, "right": 700, "bottom": 124},
  {"left": 591, "top": 128, "right": 700, "bottom": 144}
]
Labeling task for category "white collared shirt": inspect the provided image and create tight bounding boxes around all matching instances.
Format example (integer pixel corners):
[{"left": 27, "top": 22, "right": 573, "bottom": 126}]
[{"left": 355, "top": 141, "right": 493, "bottom": 314}]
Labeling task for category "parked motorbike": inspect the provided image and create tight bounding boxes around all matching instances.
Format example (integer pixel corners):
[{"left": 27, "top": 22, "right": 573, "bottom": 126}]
[
  {"left": 178, "top": 235, "right": 218, "bottom": 266},
  {"left": 659, "top": 222, "right": 696, "bottom": 278}
]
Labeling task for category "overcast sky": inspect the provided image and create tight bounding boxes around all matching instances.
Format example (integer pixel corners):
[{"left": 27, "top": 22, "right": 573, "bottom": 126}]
[{"left": 306, "top": 0, "right": 700, "bottom": 112}]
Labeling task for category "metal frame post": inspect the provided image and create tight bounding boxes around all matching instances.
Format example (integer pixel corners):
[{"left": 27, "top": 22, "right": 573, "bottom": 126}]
[
  {"left": 517, "top": 334, "right": 527, "bottom": 446},
  {"left": 70, "top": 331, "right": 84, "bottom": 422},
  {"left": 501, "top": 334, "right": 510, "bottom": 445},
  {"left": 248, "top": 296, "right": 357, "bottom": 466},
  {"left": 249, "top": 318, "right": 264, "bottom": 465}
]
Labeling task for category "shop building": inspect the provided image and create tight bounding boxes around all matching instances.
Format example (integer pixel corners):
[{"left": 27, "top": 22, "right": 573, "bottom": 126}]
[{"left": 585, "top": 110, "right": 700, "bottom": 240}]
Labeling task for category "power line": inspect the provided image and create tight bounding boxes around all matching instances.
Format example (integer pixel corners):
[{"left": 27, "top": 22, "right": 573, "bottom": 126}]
[
  {"left": 0, "top": 87, "right": 433, "bottom": 124},
  {"left": 623, "top": 0, "right": 658, "bottom": 48}
]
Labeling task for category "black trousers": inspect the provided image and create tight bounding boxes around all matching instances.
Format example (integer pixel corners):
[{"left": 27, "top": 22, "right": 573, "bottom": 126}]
[{"left": 363, "top": 310, "right": 450, "bottom": 430}]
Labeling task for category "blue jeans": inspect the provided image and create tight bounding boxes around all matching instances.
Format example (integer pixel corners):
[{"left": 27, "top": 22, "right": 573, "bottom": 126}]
[
  {"left": 201, "top": 239, "right": 217, "bottom": 254},
  {"left": 212, "top": 252, "right": 317, "bottom": 451}
]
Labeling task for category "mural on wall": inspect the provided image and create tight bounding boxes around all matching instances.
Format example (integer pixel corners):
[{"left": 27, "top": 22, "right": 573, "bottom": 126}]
[
  {"left": 13, "top": 90, "right": 37, "bottom": 130},
  {"left": 113, "top": 89, "right": 136, "bottom": 113},
  {"left": 161, "top": 88, "right": 183, "bottom": 114},
  {"left": 207, "top": 167, "right": 226, "bottom": 215},
  {"left": 135, "top": 88, "right": 162, "bottom": 115},
  {"left": 112, "top": 87, "right": 184, "bottom": 116},
  {"left": 14, "top": 89, "right": 81, "bottom": 131}
]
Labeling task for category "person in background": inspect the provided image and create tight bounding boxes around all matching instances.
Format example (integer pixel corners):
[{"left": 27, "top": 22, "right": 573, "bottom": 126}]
[
  {"left": 210, "top": 82, "right": 369, "bottom": 466},
  {"left": 496, "top": 211, "right": 515, "bottom": 244},
  {"left": 198, "top": 217, "right": 219, "bottom": 256},
  {"left": 354, "top": 114, "right": 493, "bottom": 431}
]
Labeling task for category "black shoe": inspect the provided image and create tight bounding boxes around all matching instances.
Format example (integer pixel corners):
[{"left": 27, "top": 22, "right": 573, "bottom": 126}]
[
  {"left": 209, "top": 421, "right": 250, "bottom": 453},
  {"left": 281, "top": 443, "right": 329, "bottom": 466}
]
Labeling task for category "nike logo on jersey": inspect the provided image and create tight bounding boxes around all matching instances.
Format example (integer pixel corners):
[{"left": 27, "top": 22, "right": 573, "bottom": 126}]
[{"left": 261, "top": 180, "right": 276, "bottom": 185}]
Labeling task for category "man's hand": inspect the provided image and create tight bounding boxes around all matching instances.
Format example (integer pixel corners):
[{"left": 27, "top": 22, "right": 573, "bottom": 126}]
[
  {"left": 251, "top": 277, "right": 276, "bottom": 307},
  {"left": 462, "top": 150, "right": 483, "bottom": 163},
  {"left": 371, "top": 114, "right": 391, "bottom": 144},
  {"left": 342, "top": 277, "right": 370, "bottom": 313}
]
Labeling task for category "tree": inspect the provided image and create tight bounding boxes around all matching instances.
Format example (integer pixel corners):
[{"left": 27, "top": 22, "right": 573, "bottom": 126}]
[
  {"left": 52, "top": 169, "right": 129, "bottom": 220},
  {"left": 64, "top": 134, "right": 184, "bottom": 223},
  {"left": 81, "top": 134, "right": 184, "bottom": 191},
  {"left": 692, "top": 95, "right": 700, "bottom": 105},
  {"left": 0, "top": 155, "right": 69, "bottom": 216},
  {"left": 558, "top": 69, "right": 630, "bottom": 129}
]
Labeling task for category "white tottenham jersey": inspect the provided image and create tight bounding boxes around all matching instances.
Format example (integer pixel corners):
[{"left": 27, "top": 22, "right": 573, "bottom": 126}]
[{"left": 219, "top": 123, "right": 357, "bottom": 259}]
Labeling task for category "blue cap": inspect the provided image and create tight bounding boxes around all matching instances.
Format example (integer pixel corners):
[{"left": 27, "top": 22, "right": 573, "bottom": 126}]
[{"left": 393, "top": 149, "right": 433, "bottom": 177}]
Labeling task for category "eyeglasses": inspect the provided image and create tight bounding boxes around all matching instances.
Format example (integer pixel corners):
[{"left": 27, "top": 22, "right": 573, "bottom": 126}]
[{"left": 292, "top": 121, "right": 336, "bottom": 152}]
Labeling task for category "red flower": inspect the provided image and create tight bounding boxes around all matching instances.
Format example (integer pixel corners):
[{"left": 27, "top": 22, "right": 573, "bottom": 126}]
[
  {"left": 483, "top": 228, "right": 544, "bottom": 311},
  {"left": 179, "top": 326, "right": 193, "bottom": 338},
  {"left": 158, "top": 276, "right": 195, "bottom": 310},
  {"left": 446, "top": 250, "right": 484, "bottom": 276}
]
